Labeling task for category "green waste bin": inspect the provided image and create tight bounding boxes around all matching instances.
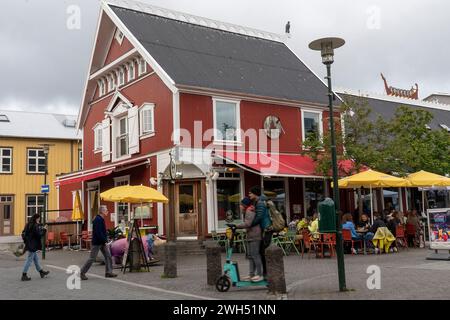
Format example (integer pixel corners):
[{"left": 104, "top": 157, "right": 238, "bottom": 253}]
[{"left": 318, "top": 198, "right": 336, "bottom": 233}]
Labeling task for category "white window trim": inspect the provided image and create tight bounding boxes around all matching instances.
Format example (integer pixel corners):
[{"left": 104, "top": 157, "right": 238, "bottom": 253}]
[
  {"left": 137, "top": 57, "right": 147, "bottom": 76},
  {"left": 97, "top": 79, "right": 105, "bottom": 97},
  {"left": 139, "top": 103, "right": 156, "bottom": 139},
  {"left": 212, "top": 97, "right": 242, "bottom": 145},
  {"left": 126, "top": 61, "right": 135, "bottom": 82},
  {"left": 301, "top": 108, "right": 324, "bottom": 144},
  {"left": 93, "top": 123, "right": 103, "bottom": 153},
  {"left": 114, "top": 175, "right": 130, "bottom": 226},
  {"left": 0, "top": 147, "right": 12, "bottom": 173},
  {"left": 116, "top": 67, "right": 125, "bottom": 87},
  {"left": 26, "top": 195, "right": 44, "bottom": 221},
  {"left": 107, "top": 73, "right": 116, "bottom": 92},
  {"left": 27, "top": 149, "right": 45, "bottom": 174},
  {"left": 115, "top": 28, "right": 124, "bottom": 45}
]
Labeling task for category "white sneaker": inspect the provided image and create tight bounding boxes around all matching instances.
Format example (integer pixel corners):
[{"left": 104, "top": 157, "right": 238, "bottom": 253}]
[
  {"left": 351, "top": 248, "right": 358, "bottom": 255},
  {"left": 241, "top": 275, "right": 252, "bottom": 281},
  {"left": 375, "top": 248, "right": 380, "bottom": 254},
  {"left": 393, "top": 247, "right": 398, "bottom": 253},
  {"left": 251, "top": 275, "right": 263, "bottom": 282}
]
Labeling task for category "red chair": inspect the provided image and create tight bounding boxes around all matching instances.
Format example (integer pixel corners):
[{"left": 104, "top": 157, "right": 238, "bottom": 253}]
[
  {"left": 80, "top": 231, "right": 92, "bottom": 250},
  {"left": 301, "top": 230, "right": 318, "bottom": 259},
  {"left": 59, "top": 232, "right": 70, "bottom": 249},
  {"left": 405, "top": 224, "right": 417, "bottom": 248},
  {"left": 395, "top": 225, "right": 408, "bottom": 249},
  {"left": 320, "top": 233, "right": 337, "bottom": 257},
  {"left": 46, "top": 232, "right": 55, "bottom": 248},
  {"left": 342, "top": 229, "right": 362, "bottom": 254}
]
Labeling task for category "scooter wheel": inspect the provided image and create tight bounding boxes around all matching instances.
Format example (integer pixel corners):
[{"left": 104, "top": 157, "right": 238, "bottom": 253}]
[{"left": 216, "top": 276, "right": 231, "bottom": 292}]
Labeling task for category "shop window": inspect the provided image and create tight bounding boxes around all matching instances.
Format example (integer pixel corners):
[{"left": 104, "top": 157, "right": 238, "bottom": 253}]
[
  {"left": 216, "top": 178, "right": 242, "bottom": 229},
  {"left": 263, "top": 180, "right": 286, "bottom": 221},
  {"left": 304, "top": 179, "right": 325, "bottom": 217}
]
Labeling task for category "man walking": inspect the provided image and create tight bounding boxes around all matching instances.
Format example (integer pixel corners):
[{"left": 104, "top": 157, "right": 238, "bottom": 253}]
[
  {"left": 248, "top": 186, "right": 272, "bottom": 277},
  {"left": 80, "top": 205, "right": 117, "bottom": 280}
]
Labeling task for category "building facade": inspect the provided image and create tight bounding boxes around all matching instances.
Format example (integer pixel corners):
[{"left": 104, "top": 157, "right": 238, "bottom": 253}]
[
  {"left": 0, "top": 110, "right": 81, "bottom": 237},
  {"left": 56, "top": 0, "right": 353, "bottom": 241}
]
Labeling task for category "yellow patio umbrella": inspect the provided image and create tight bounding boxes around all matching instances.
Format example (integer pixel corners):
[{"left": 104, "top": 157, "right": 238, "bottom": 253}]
[
  {"left": 100, "top": 185, "right": 168, "bottom": 226},
  {"left": 333, "top": 170, "right": 410, "bottom": 223},
  {"left": 72, "top": 190, "right": 84, "bottom": 249},
  {"left": 406, "top": 170, "right": 450, "bottom": 217}
]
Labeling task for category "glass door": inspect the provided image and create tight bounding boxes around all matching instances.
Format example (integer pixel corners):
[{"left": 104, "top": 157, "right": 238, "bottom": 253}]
[{"left": 176, "top": 183, "right": 198, "bottom": 237}]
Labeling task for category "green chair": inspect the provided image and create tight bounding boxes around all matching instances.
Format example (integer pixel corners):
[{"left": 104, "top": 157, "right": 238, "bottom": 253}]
[
  {"left": 276, "top": 230, "right": 300, "bottom": 256},
  {"left": 233, "top": 230, "right": 247, "bottom": 254},
  {"left": 211, "top": 230, "right": 227, "bottom": 247}
]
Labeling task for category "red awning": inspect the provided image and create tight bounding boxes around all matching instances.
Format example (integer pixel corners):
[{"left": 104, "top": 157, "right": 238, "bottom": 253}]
[
  {"left": 55, "top": 168, "right": 114, "bottom": 187},
  {"left": 215, "top": 150, "right": 355, "bottom": 178}
]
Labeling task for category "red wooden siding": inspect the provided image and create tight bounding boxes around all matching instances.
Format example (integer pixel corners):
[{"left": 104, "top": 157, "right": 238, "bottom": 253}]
[{"left": 104, "top": 36, "right": 134, "bottom": 65}]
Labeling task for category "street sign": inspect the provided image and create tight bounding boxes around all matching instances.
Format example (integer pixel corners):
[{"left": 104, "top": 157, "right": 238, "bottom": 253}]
[{"left": 41, "top": 184, "right": 50, "bottom": 193}]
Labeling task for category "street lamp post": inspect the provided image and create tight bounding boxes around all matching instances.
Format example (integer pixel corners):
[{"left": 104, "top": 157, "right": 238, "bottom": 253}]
[
  {"left": 309, "top": 37, "right": 347, "bottom": 292},
  {"left": 39, "top": 144, "right": 51, "bottom": 260}
]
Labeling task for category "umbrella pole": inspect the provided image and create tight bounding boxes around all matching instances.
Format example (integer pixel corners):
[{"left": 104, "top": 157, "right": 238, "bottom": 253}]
[
  {"left": 140, "top": 202, "right": 143, "bottom": 228},
  {"left": 422, "top": 189, "right": 425, "bottom": 216},
  {"left": 370, "top": 185, "right": 373, "bottom": 224}
]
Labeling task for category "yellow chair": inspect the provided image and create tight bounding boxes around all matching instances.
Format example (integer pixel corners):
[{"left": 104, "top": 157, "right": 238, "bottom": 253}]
[{"left": 372, "top": 227, "right": 395, "bottom": 253}]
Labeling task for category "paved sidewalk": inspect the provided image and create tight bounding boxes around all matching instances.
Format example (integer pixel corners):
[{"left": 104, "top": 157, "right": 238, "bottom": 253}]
[{"left": 0, "top": 247, "right": 448, "bottom": 300}]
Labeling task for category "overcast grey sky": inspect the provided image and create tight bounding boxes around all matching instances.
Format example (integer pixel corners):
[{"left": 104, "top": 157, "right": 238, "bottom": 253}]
[{"left": 1, "top": 0, "right": 449, "bottom": 115}]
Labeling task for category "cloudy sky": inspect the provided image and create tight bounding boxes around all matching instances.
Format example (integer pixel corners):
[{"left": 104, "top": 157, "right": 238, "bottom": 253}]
[{"left": 1, "top": 0, "right": 449, "bottom": 115}]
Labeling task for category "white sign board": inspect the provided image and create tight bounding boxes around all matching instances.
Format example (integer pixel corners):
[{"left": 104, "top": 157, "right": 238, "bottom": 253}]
[{"left": 427, "top": 208, "right": 450, "bottom": 250}]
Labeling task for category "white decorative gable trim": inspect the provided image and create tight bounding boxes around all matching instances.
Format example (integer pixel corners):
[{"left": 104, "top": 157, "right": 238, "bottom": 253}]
[{"left": 106, "top": 90, "right": 133, "bottom": 112}]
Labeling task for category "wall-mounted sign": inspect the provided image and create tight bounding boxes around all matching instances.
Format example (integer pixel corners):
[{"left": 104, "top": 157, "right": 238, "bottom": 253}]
[
  {"left": 263, "top": 115, "right": 283, "bottom": 139},
  {"left": 427, "top": 208, "right": 450, "bottom": 250}
]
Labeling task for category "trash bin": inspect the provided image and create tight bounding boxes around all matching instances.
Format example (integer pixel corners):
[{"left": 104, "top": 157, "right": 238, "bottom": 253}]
[{"left": 318, "top": 198, "right": 336, "bottom": 233}]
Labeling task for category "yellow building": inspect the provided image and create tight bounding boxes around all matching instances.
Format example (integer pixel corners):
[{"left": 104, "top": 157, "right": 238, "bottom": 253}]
[{"left": 0, "top": 110, "right": 81, "bottom": 236}]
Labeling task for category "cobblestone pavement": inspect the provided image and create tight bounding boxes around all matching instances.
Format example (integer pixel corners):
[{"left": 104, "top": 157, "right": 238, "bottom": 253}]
[{"left": 0, "top": 247, "right": 448, "bottom": 300}]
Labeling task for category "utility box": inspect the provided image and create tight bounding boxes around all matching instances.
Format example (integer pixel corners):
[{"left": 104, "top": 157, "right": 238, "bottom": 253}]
[{"left": 318, "top": 198, "right": 336, "bottom": 233}]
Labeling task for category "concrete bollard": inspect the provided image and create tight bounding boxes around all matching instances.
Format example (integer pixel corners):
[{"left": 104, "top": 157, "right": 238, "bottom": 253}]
[
  {"left": 266, "top": 244, "right": 287, "bottom": 294},
  {"left": 130, "top": 238, "right": 141, "bottom": 271},
  {"left": 205, "top": 242, "right": 222, "bottom": 285},
  {"left": 163, "top": 241, "right": 177, "bottom": 278}
]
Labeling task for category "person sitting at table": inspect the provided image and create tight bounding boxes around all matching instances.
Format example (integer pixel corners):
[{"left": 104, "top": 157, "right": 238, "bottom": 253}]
[
  {"left": 356, "top": 213, "right": 375, "bottom": 247},
  {"left": 342, "top": 213, "right": 363, "bottom": 254},
  {"left": 308, "top": 213, "right": 320, "bottom": 239}
]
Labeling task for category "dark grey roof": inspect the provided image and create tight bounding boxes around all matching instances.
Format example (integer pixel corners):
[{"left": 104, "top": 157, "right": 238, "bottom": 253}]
[
  {"left": 339, "top": 93, "right": 450, "bottom": 130},
  {"left": 111, "top": 5, "right": 329, "bottom": 105}
]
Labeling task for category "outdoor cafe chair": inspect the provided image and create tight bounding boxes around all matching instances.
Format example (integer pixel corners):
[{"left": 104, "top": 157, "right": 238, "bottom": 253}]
[
  {"left": 301, "top": 230, "right": 319, "bottom": 259},
  {"left": 233, "top": 230, "right": 247, "bottom": 254},
  {"left": 211, "top": 230, "right": 227, "bottom": 247},
  {"left": 59, "top": 232, "right": 70, "bottom": 249},
  {"left": 342, "top": 229, "right": 362, "bottom": 255},
  {"left": 395, "top": 225, "right": 408, "bottom": 250},
  {"left": 275, "top": 230, "right": 300, "bottom": 256},
  {"left": 405, "top": 224, "right": 418, "bottom": 248},
  {"left": 46, "top": 231, "right": 55, "bottom": 249},
  {"left": 80, "top": 230, "right": 92, "bottom": 250},
  {"left": 319, "top": 233, "right": 336, "bottom": 257}
]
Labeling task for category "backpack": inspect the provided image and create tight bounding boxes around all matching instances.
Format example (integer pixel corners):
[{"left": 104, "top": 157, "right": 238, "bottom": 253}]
[
  {"left": 265, "top": 200, "right": 285, "bottom": 232},
  {"left": 21, "top": 223, "right": 30, "bottom": 243}
]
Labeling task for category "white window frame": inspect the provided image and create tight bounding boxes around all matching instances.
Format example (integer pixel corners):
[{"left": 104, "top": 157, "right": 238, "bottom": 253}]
[
  {"left": 27, "top": 149, "right": 45, "bottom": 174},
  {"left": 0, "top": 147, "right": 12, "bottom": 173},
  {"left": 116, "top": 115, "right": 129, "bottom": 159},
  {"left": 127, "top": 61, "right": 135, "bottom": 82},
  {"left": 214, "top": 171, "right": 244, "bottom": 231},
  {"left": 139, "top": 103, "right": 155, "bottom": 138},
  {"left": 212, "top": 97, "right": 241, "bottom": 145},
  {"left": 115, "top": 28, "right": 124, "bottom": 45},
  {"left": 137, "top": 58, "right": 147, "bottom": 76},
  {"left": 26, "top": 195, "right": 44, "bottom": 221},
  {"left": 116, "top": 67, "right": 125, "bottom": 87},
  {"left": 93, "top": 123, "right": 103, "bottom": 153},
  {"left": 97, "top": 79, "right": 105, "bottom": 97},
  {"left": 301, "top": 108, "right": 323, "bottom": 143},
  {"left": 78, "top": 149, "right": 82, "bottom": 170},
  {"left": 107, "top": 73, "right": 115, "bottom": 92}
]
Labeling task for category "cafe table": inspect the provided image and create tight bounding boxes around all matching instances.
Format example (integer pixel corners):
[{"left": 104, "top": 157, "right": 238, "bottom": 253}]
[{"left": 357, "top": 229, "right": 369, "bottom": 255}]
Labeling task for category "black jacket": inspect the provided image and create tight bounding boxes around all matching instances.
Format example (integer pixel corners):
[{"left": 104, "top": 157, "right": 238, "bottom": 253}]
[
  {"left": 370, "top": 219, "right": 386, "bottom": 234},
  {"left": 23, "top": 223, "right": 46, "bottom": 252},
  {"left": 92, "top": 215, "right": 108, "bottom": 245}
]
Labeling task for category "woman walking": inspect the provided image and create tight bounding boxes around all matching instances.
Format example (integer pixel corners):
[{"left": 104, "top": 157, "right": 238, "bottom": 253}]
[{"left": 21, "top": 214, "right": 50, "bottom": 281}]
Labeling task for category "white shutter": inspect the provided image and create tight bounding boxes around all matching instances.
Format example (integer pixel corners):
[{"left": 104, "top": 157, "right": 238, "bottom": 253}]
[
  {"left": 102, "top": 118, "right": 111, "bottom": 162},
  {"left": 128, "top": 106, "right": 140, "bottom": 154}
]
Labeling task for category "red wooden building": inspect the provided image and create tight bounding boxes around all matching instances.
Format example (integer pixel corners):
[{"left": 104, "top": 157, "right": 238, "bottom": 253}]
[{"left": 56, "top": 0, "right": 354, "bottom": 241}]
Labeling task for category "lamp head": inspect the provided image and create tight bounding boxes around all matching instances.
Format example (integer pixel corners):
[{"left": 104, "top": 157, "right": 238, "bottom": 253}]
[{"left": 308, "top": 37, "right": 345, "bottom": 65}]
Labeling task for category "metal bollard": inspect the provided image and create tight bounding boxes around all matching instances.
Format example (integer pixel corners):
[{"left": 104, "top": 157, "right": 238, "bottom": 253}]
[
  {"left": 266, "top": 244, "right": 287, "bottom": 294},
  {"left": 205, "top": 242, "right": 222, "bottom": 285},
  {"left": 130, "top": 238, "right": 141, "bottom": 271},
  {"left": 163, "top": 241, "right": 177, "bottom": 278}
]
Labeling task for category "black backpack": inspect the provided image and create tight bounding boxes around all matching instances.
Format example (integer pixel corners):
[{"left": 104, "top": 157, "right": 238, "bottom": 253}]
[{"left": 21, "top": 223, "right": 30, "bottom": 243}]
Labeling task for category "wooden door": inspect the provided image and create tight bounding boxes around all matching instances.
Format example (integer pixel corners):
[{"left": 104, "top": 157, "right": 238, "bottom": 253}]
[
  {"left": 0, "top": 199, "right": 13, "bottom": 236},
  {"left": 176, "top": 183, "right": 199, "bottom": 237}
]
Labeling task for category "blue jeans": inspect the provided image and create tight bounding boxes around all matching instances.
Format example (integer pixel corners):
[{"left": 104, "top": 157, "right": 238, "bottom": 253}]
[
  {"left": 354, "top": 232, "right": 375, "bottom": 248},
  {"left": 23, "top": 251, "right": 42, "bottom": 273}
]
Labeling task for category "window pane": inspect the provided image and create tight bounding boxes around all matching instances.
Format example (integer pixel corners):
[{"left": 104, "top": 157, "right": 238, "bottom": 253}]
[
  {"left": 3, "top": 158, "right": 10, "bottom": 165},
  {"left": 216, "top": 101, "right": 237, "bottom": 141},
  {"left": 27, "top": 196, "right": 36, "bottom": 206},
  {"left": 27, "top": 207, "right": 36, "bottom": 220},
  {"left": 38, "top": 158, "right": 45, "bottom": 166},
  {"left": 29, "top": 158, "right": 36, "bottom": 166},
  {"left": 2, "top": 165, "right": 10, "bottom": 172},
  {"left": 217, "top": 179, "right": 241, "bottom": 229},
  {"left": 38, "top": 196, "right": 44, "bottom": 205},
  {"left": 304, "top": 180, "right": 325, "bottom": 217},
  {"left": 4, "top": 205, "right": 11, "bottom": 220},
  {"left": 304, "top": 112, "right": 320, "bottom": 138},
  {"left": 179, "top": 185, "right": 194, "bottom": 214},
  {"left": 29, "top": 150, "right": 36, "bottom": 157},
  {"left": 38, "top": 150, "right": 44, "bottom": 157},
  {"left": 2, "top": 149, "right": 11, "bottom": 156},
  {"left": 38, "top": 165, "right": 46, "bottom": 172},
  {"left": 29, "top": 165, "right": 36, "bottom": 172},
  {"left": 120, "top": 137, "right": 128, "bottom": 156}
]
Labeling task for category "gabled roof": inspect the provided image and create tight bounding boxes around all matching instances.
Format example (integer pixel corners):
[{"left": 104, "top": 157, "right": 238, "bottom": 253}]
[
  {"left": 108, "top": 3, "right": 330, "bottom": 105},
  {"left": 0, "top": 110, "right": 81, "bottom": 140},
  {"left": 337, "top": 89, "right": 450, "bottom": 131}
]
